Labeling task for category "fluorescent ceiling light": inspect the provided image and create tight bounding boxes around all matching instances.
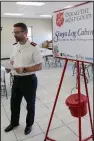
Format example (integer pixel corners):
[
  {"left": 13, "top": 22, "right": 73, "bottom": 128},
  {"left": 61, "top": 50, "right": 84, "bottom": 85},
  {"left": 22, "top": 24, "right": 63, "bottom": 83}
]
[
  {"left": 16, "top": 2, "right": 45, "bottom": 6},
  {"left": 3, "top": 13, "right": 23, "bottom": 16},
  {"left": 64, "top": 5, "right": 73, "bottom": 8},
  {"left": 40, "top": 15, "right": 52, "bottom": 17}
]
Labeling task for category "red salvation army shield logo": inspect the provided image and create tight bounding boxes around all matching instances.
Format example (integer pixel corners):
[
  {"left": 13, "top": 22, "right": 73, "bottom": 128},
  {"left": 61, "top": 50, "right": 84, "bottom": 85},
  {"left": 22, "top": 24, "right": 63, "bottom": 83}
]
[{"left": 56, "top": 12, "right": 64, "bottom": 27}]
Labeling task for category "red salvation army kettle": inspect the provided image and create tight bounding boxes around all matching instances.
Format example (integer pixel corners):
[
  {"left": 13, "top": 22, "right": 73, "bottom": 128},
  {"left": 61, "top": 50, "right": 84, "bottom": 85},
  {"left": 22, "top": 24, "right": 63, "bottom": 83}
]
[{"left": 65, "top": 93, "right": 88, "bottom": 117}]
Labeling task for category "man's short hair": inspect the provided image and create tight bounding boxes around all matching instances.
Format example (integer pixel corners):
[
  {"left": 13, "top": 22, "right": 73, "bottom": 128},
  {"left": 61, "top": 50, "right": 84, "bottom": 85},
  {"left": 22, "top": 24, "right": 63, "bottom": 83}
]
[{"left": 14, "top": 23, "right": 28, "bottom": 32}]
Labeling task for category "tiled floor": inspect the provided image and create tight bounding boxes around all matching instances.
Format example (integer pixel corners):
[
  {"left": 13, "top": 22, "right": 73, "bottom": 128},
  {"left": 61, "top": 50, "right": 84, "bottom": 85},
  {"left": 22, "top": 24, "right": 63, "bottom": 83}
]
[{"left": 1, "top": 64, "right": 93, "bottom": 141}]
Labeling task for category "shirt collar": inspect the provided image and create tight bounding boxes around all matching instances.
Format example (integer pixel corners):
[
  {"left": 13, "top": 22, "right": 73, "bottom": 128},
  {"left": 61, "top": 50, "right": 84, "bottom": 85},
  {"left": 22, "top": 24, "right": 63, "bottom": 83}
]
[{"left": 18, "top": 39, "right": 31, "bottom": 49}]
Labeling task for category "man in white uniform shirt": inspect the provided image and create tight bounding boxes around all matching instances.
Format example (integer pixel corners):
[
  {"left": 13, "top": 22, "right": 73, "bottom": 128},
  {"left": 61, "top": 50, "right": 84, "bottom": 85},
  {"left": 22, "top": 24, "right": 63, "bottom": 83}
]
[{"left": 5, "top": 23, "right": 43, "bottom": 135}]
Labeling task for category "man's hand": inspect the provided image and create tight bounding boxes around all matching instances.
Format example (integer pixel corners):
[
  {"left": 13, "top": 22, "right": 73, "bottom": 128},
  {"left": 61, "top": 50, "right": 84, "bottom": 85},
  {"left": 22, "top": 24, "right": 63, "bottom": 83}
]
[
  {"left": 14, "top": 63, "right": 42, "bottom": 74},
  {"left": 14, "top": 67, "right": 24, "bottom": 74},
  {"left": 25, "top": 63, "right": 42, "bottom": 73}
]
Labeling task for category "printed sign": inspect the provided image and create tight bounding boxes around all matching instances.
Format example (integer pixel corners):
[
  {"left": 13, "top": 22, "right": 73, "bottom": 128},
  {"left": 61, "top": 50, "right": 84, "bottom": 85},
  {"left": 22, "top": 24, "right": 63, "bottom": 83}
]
[{"left": 53, "top": 2, "right": 93, "bottom": 63}]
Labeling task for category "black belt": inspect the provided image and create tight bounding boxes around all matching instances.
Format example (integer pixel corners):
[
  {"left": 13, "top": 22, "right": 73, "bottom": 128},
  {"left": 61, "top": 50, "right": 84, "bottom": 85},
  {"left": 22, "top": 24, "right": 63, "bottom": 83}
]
[{"left": 14, "top": 74, "right": 35, "bottom": 79}]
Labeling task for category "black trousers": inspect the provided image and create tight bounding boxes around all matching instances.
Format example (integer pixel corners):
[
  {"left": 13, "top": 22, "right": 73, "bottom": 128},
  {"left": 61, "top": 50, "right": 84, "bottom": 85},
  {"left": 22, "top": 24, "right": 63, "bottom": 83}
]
[{"left": 10, "top": 74, "right": 37, "bottom": 127}]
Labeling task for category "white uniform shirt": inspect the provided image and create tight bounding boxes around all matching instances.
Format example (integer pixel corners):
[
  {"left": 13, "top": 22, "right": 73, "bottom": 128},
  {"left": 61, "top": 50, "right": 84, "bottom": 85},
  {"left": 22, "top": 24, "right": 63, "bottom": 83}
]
[{"left": 10, "top": 39, "right": 43, "bottom": 76}]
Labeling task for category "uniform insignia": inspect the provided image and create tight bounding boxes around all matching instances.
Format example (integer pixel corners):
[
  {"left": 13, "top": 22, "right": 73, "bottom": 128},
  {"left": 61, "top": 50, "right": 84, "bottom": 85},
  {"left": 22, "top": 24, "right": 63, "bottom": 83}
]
[
  {"left": 13, "top": 42, "right": 17, "bottom": 45},
  {"left": 30, "top": 42, "right": 37, "bottom": 47}
]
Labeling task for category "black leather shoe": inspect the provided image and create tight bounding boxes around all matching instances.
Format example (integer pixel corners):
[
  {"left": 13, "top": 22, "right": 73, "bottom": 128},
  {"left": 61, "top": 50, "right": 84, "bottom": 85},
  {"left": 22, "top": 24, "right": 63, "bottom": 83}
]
[
  {"left": 4, "top": 124, "right": 19, "bottom": 132},
  {"left": 24, "top": 126, "right": 32, "bottom": 135}
]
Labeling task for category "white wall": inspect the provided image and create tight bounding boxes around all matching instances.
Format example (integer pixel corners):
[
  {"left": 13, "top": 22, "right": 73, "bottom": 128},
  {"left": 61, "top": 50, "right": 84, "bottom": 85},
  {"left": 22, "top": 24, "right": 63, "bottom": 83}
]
[{"left": 1, "top": 17, "right": 52, "bottom": 58}]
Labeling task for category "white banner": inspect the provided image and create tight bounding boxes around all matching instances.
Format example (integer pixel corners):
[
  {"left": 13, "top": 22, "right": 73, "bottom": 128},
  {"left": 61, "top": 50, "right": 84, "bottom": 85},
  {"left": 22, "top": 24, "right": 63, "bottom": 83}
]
[{"left": 53, "top": 2, "right": 93, "bottom": 63}]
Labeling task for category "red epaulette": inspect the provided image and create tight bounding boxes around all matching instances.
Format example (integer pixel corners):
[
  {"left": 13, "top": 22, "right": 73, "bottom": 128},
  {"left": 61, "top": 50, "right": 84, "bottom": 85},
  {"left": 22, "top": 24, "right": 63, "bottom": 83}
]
[
  {"left": 30, "top": 42, "right": 37, "bottom": 47},
  {"left": 13, "top": 42, "right": 17, "bottom": 45}
]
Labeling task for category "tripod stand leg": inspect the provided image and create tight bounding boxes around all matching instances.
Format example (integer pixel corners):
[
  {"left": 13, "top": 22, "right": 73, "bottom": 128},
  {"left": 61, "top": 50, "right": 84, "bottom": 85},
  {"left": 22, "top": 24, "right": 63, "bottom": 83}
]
[
  {"left": 44, "top": 59, "right": 68, "bottom": 141},
  {"left": 77, "top": 61, "right": 82, "bottom": 141},
  {"left": 82, "top": 62, "right": 94, "bottom": 139}
]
